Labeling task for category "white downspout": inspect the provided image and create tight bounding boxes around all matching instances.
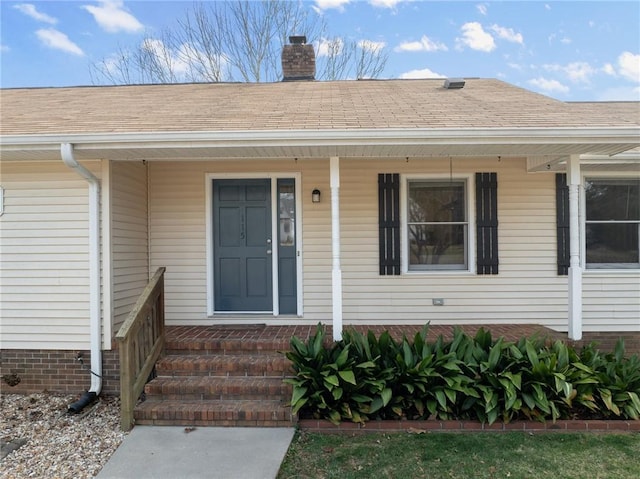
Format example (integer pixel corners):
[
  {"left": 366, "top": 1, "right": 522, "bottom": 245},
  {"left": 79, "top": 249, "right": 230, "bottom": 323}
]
[
  {"left": 567, "top": 154, "right": 583, "bottom": 340},
  {"left": 330, "top": 156, "right": 343, "bottom": 341},
  {"left": 61, "top": 143, "right": 102, "bottom": 396}
]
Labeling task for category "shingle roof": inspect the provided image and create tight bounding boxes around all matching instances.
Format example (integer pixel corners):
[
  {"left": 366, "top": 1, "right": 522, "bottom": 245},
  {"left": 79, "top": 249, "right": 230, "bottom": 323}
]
[{"left": 2, "top": 78, "right": 638, "bottom": 136}]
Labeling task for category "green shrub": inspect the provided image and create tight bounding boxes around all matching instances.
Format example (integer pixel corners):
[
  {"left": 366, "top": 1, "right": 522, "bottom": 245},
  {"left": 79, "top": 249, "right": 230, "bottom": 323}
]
[{"left": 285, "top": 324, "right": 640, "bottom": 425}]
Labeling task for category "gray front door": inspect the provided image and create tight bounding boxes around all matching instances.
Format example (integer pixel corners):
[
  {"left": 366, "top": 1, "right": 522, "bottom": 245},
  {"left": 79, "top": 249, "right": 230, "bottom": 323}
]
[{"left": 213, "top": 179, "right": 272, "bottom": 312}]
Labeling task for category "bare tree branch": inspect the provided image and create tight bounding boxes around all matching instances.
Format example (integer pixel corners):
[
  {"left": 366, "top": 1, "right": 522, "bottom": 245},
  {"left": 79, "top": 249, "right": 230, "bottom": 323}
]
[{"left": 91, "top": 1, "right": 387, "bottom": 85}]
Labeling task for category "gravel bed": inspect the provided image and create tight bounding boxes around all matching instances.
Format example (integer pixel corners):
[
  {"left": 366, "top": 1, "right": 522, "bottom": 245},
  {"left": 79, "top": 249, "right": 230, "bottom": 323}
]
[{"left": 1, "top": 393, "right": 126, "bottom": 479}]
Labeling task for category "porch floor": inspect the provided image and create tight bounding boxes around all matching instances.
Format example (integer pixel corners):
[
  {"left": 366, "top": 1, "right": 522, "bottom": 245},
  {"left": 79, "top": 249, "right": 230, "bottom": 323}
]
[
  {"left": 165, "top": 323, "right": 564, "bottom": 350},
  {"left": 164, "top": 324, "right": 640, "bottom": 357}
]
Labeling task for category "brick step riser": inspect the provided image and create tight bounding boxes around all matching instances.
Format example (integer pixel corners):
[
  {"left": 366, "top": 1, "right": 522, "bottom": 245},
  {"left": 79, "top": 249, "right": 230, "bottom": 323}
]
[
  {"left": 135, "top": 407, "right": 291, "bottom": 421},
  {"left": 144, "top": 383, "right": 292, "bottom": 401},
  {"left": 135, "top": 418, "right": 293, "bottom": 427},
  {"left": 165, "top": 342, "right": 291, "bottom": 356},
  {"left": 155, "top": 358, "right": 293, "bottom": 377},
  {"left": 166, "top": 349, "right": 289, "bottom": 356},
  {"left": 134, "top": 400, "right": 295, "bottom": 427},
  {"left": 155, "top": 370, "right": 293, "bottom": 378},
  {"left": 145, "top": 392, "right": 291, "bottom": 401}
]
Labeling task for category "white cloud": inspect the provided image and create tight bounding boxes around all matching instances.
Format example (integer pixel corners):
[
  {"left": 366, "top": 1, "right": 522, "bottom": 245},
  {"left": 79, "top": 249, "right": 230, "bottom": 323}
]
[
  {"left": 548, "top": 31, "right": 571, "bottom": 46},
  {"left": 602, "top": 63, "right": 616, "bottom": 76},
  {"left": 315, "top": 37, "right": 344, "bottom": 57},
  {"left": 543, "top": 62, "right": 595, "bottom": 83},
  {"left": 400, "top": 67, "right": 445, "bottom": 79},
  {"left": 13, "top": 3, "right": 58, "bottom": 24},
  {"left": 490, "top": 24, "right": 523, "bottom": 44},
  {"left": 456, "top": 22, "right": 495, "bottom": 52},
  {"left": 359, "top": 39, "right": 386, "bottom": 52},
  {"left": 141, "top": 39, "right": 190, "bottom": 76},
  {"left": 369, "top": 0, "right": 401, "bottom": 8},
  {"left": 528, "top": 77, "right": 569, "bottom": 94},
  {"left": 1, "top": 44, "right": 10, "bottom": 53},
  {"left": 545, "top": 4, "right": 551, "bottom": 10},
  {"left": 477, "top": 4, "right": 488, "bottom": 16},
  {"left": 395, "top": 35, "right": 448, "bottom": 52},
  {"left": 564, "top": 62, "right": 595, "bottom": 83},
  {"left": 36, "top": 28, "right": 84, "bottom": 56},
  {"left": 618, "top": 51, "right": 640, "bottom": 83},
  {"left": 596, "top": 85, "right": 640, "bottom": 101},
  {"left": 313, "top": 0, "right": 351, "bottom": 12},
  {"left": 82, "top": 0, "right": 143, "bottom": 33}
]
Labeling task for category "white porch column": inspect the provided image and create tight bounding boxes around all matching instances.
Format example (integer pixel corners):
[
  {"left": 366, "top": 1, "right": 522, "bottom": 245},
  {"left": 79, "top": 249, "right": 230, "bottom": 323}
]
[
  {"left": 330, "top": 156, "right": 343, "bottom": 341},
  {"left": 567, "top": 154, "right": 583, "bottom": 340}
]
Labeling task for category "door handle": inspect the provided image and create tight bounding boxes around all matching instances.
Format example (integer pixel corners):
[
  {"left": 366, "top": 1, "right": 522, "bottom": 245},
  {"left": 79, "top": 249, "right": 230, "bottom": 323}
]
[{"left": 266, "top": 249, "right": 272, "bottom": 255}]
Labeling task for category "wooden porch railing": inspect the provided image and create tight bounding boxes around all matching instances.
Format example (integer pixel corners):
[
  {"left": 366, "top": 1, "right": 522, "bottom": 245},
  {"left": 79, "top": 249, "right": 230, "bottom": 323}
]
[{"left": 115, "top": 267, "right": 166, "bottom": 431}]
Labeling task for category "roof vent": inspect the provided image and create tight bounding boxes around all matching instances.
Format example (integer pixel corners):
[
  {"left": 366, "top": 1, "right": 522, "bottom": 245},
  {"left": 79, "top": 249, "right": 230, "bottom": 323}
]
[
  {"left": 282, "top": 35, "right": 315, "bottom": 81},
  {"left": 444, "top": 78, "right": 465, "bottom": 89}
]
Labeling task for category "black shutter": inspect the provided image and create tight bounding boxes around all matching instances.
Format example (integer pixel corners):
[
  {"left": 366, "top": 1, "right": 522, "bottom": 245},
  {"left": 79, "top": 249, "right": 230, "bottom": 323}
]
[
  {"left": 556, "top": 173, "right": 570, "bottom": 275},
  {"left": 476, "top": 172, "right": 499, "bottom": 275},
  {"left": 378, "top": 173, "right": 400, "bottom": 275}
]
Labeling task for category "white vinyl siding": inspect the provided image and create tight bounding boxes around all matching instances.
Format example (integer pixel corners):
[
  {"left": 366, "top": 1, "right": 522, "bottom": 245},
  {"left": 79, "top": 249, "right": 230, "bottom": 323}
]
[
  {"left": 110, "top": 161, "right": 149, "bottom": 333},
  {"left": 583, "top": 274, "right": 640, "bottom": 332},
  {"left": 339, "top": 158, "right": 567, "bottom": 329},
  {"left": 148, "top": 160, "right": 333, "bottom": 323},
  {"left": 0, "top": 161, "right": 100, "bottom": 349},
  {"left": 146, "top": 157, "right": 638, "bottom": 332}
]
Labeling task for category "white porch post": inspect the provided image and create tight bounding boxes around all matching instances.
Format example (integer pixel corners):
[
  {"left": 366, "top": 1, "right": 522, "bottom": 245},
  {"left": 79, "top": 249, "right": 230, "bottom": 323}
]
[
  {"left": 330, "top": 156, "right": 343, "bottom": 341},
  {"left": 567, "top": 154, "right": 583, "bottom": 340}
]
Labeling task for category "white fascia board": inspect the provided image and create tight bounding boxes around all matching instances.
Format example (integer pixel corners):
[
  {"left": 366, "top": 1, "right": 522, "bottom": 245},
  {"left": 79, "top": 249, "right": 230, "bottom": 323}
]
[{"left": 2, "top": 126, "right": 639, "bottom": 152}]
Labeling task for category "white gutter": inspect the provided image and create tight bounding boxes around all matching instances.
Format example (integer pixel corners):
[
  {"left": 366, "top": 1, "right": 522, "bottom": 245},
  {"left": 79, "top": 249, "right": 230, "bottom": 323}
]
[
  {"left": 61, "top": 143, "right": 102, "bottom": 396},
  {"left": 2, "top": 126, "right": 639, "bottom": 149}
]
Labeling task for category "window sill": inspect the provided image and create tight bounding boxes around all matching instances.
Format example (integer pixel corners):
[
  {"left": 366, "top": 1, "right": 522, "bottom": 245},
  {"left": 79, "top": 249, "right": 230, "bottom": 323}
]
[
  {"left": 403, "top": 269, "right": 476, "bottom": 276},
  {"left": 584, "top": 268, "right": 640, "bottom": 275}
]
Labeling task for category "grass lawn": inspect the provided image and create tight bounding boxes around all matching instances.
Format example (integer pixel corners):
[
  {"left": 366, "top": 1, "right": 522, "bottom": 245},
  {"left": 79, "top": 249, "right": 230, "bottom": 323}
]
[{"left": 277, "top": 430, "right": 640, "bottom": 479}]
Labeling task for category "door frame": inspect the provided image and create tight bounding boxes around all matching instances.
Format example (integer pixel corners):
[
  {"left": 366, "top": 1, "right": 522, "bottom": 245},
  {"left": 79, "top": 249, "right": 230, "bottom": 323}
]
[{"left": 205, "top": 172, "right": 303, "bottom": 317}]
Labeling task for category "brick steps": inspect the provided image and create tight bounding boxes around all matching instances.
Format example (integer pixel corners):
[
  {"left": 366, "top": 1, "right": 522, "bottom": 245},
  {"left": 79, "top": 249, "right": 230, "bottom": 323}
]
[
  {"left": 155, "top": 353, "right": 291, "bottom": 377},
  {"left": 134, "top": 327, "right": 296, "bottom": 427}
]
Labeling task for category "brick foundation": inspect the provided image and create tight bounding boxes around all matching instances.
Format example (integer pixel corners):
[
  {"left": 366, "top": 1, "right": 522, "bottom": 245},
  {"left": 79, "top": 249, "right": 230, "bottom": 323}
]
[
  {"left": 0, "top": 348, "right": 120, "bottom": 396},
  {"left": 568, "top": 332, "right": 640, "bottom": 356}
]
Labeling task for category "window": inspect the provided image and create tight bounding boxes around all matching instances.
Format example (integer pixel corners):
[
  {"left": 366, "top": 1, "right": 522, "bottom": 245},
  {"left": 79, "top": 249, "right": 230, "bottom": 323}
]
[
  {"left": 585, "top": 178, "right": 640, "bottom": 269},
  {"left": 407, "top": 179, "right": 469, "bottom": 271}
]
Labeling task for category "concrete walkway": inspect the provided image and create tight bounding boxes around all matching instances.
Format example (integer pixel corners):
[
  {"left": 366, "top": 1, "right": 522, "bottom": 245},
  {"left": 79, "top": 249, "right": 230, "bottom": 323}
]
[{"left": 96, "top": 426, "right": 295, "bottom": 479}]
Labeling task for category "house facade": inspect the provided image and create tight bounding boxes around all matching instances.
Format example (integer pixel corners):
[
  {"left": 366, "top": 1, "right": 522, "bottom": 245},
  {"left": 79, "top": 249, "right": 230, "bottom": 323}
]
[{"left": 1, "top": 69, "right": 639, "bottom": 394}]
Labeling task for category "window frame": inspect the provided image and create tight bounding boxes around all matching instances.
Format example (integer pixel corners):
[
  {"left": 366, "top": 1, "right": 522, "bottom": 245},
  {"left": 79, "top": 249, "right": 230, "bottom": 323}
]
[
  {"left": 581, "top": 173, "right": 640, "bottom": 271},
  {"left": 401, "top": 173, "right": 476, "bottom": 274}
]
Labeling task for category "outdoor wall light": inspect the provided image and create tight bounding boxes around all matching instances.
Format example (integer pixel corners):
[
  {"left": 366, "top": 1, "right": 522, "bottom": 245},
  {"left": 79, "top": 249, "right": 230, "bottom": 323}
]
[{"left": 312, "top": 189, "right": 321, "bottom": 203}]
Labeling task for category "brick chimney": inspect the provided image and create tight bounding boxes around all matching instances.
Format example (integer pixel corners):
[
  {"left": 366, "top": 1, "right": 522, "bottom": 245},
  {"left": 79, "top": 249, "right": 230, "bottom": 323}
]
[{"left": 281, "top": 35, "right": 315, "bottom": 81}]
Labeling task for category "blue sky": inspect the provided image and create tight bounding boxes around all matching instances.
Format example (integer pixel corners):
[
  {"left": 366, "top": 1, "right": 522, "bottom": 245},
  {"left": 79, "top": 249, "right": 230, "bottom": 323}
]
[{"left": 1, "top": 0, "right": 639, "bottom": 101}]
